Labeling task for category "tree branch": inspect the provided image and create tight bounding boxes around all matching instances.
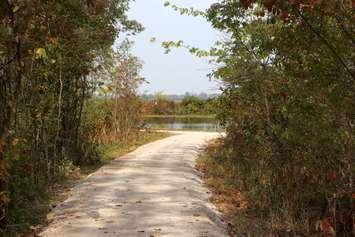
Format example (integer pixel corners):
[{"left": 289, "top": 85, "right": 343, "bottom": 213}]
[
  {"left": 297, "top": 10, "right": 354, "bottom": 80},
  {"left": 0, "top": 54, "right": 17, "bottom": 72}
]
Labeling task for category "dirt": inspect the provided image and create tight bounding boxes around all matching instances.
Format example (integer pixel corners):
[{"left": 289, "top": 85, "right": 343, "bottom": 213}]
[{"left": 39, "top": 131, "right": 227, "bottom": 237}]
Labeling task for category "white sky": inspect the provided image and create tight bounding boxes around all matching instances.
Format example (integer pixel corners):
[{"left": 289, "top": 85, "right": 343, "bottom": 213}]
[{"left": 125, "top": 0, "right": 220, "bottom": 94}]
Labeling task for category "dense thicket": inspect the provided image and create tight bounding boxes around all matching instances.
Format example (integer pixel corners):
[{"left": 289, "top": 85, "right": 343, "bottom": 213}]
[
  {"left": 0, "top": 0, "right": 142, "bottom": 232},
  {"left": 204, "top": 0, "right": 354, "bottom": 235}
]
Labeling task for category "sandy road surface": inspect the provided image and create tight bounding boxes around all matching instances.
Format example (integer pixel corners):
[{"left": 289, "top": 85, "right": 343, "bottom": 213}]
[{"left": 40, "top": 131, "right": 227, "bottom": 237}]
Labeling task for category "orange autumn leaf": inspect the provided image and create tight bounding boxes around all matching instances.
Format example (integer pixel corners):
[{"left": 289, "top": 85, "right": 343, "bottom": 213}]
[{"left": 316, "top": 219, "right": 336, "bottom": 237}]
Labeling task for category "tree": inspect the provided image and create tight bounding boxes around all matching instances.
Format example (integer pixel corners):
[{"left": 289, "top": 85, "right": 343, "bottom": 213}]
[
  {"left": 205, "top": 0, "right": 354, "bottom": 234},
  {"left": 109, "top": 40, "right": 145, "bottom": 140},
  {"left": 181, "top": 96, "right": 209, "bottom": 115},
  {"left": 0, "top": 0, "right": 142, "bottom": 231},
  {"left": 161, "top": 0, "right": 355, "bottom": 234}
]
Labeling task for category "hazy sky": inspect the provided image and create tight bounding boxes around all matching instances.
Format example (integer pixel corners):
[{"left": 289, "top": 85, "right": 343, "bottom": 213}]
[{"left": 125, "top": 0, "right": 220, "bottom": 94}]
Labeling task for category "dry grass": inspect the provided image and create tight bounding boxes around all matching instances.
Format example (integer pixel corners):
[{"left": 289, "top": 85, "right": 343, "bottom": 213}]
[
  {"left": 196, "top": 139, "right": 253, "bottom": 236},
  {"left": 196, "top": 139, "right": 342, "bottom": 237},
  {"left": 17, "top": 134, "right": 351, "bottom": 237}
]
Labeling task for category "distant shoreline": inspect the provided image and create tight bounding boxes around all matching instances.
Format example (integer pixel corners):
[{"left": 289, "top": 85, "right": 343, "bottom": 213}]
[{"left": 144, "top": 114, "right": 216, "bottom": 119}]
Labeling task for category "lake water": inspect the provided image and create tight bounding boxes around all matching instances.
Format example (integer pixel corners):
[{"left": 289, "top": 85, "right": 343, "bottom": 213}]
[{"left": 145, "top": 116, "right": 223, "bottom": 132}]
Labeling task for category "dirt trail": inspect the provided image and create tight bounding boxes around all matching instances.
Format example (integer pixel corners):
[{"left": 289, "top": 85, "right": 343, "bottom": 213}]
[{"left": 40, "top": 131, "right": 227, "bottom": 237}]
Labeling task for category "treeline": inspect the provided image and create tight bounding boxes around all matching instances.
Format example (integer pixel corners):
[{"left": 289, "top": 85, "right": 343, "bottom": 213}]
[
  {"left": 0, "top": 0, "right": 143, "bottom": 234},
  {"left": 141, "top": 92, "right": 218, "bottom": 101},
  {"left": 142, "top": 95, "right": 217, "bottom": 115},
  {"left": 197, "top": 0, "right": 354, "bottom": 236}
]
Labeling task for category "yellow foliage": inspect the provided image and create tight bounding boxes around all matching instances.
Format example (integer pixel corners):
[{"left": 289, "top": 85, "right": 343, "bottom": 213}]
[{"left": 34, "top": 48, "right": 46, "bottom": 59}]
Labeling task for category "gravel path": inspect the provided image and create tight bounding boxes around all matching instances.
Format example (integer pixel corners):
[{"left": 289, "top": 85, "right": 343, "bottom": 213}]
[{"left": 40, "top": 131, "right": 227, "bottom": 237}]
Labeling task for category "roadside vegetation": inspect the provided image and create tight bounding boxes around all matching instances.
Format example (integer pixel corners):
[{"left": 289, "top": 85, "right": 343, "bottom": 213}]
[
  {"left": 0, "top": 0, "right": 166, "bottom": 235},
  {"left": 165, "top": 0, "right": 354, "bottom": 236}
]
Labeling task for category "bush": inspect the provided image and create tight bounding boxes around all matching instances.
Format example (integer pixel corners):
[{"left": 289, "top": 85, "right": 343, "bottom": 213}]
[{"left": 204, "top": 1, "right": 354, "bottom": 235}]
